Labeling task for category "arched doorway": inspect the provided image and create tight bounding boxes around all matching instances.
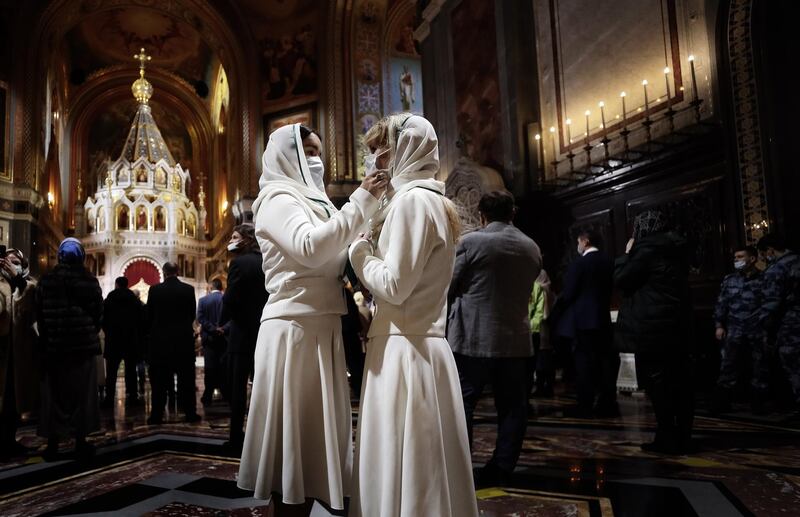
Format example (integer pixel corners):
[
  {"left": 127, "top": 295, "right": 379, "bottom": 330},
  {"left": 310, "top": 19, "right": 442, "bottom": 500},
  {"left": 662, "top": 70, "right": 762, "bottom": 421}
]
[{"left": 121, "top": 257, "right": 163, "bottom": 303}]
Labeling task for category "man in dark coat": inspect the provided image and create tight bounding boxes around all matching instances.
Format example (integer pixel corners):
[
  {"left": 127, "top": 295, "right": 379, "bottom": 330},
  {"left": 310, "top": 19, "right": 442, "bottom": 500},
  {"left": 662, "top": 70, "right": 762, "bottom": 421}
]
[
  {"left": 447, "top": 190, "right": 542, "bottom": 487},
  {"left": 102, "top": 276, "right": 144, "bottom": 408},
  {"left": 550, "top": 229, "right": 618, "bottom": 417},
  {"left": 220, "top": 224, "right": 268, "bottom": 450},
  {"left": 146, "top": 262, "right": 199, "bottom": 424},
  {"left": 36, "top": 238, "right": 103, "bottom": 461},
  {"left": 757, "top": 234, "right": 800, "bottom": 412},
  {"left": 614, "top": 210, "right": 693, "bottom": 454},
  {"left": 197, "top": 278, "right": 226, "bottom": 406}
]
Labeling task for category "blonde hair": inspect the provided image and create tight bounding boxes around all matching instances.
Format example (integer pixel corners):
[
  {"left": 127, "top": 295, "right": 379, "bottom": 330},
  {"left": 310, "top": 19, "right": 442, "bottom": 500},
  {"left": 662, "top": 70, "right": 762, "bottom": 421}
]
[{"left": 364, "top": 113, "right": 461, "bottom": 244}]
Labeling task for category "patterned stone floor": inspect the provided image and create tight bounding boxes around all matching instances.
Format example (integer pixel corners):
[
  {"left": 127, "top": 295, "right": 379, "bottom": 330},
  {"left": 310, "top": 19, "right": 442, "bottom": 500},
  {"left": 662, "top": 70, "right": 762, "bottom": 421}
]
[{"left": 0, "top": 366, "right": 798, "bottom": 516}]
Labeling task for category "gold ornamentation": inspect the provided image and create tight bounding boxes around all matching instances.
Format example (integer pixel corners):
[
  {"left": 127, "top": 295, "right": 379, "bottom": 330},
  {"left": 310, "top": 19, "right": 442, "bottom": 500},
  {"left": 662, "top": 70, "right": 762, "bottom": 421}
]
[{"left": 132, "top": 48, "right": 153, "bottom": 104}]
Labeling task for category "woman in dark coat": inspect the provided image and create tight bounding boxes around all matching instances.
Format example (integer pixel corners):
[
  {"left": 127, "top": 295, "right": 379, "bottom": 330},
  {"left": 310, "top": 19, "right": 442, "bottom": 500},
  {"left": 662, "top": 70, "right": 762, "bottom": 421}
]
[
  {"left": 614, "top": 210, "right": 694, "bottom": 454},
  {"left": 36, "top": 238, "right": 103, "bottom": 461}
]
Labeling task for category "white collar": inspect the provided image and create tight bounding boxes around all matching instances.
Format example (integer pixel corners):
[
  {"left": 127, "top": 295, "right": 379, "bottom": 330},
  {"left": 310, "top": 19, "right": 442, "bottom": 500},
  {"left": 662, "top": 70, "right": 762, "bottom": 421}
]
[{"left": 582, "top": 247, "right": 599, "bottom": 256}]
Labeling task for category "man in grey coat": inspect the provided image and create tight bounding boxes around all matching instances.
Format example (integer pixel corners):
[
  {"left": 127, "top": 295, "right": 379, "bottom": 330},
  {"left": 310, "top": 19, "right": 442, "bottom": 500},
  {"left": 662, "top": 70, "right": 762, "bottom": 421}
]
[{"left": 448, "top": 190, "right": 542, "bottom": 487}]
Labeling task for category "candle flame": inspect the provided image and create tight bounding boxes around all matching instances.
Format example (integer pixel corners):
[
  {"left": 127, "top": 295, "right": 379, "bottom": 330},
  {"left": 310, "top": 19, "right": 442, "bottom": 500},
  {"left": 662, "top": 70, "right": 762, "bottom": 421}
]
[
  {"left": 620, "top": 91, "right": 626, "bottom": 97},
  {"left": 534, "top": 133, "right": 541, "bottom": 140},
  {"left": 549, "top": 126, "right": 555, "bottom": 133},
  {"left": 584, "top": 110, "right": 590, "bottom": 116},
  {"left": 642, "top": 79, "right": 648, "bottom": 86},
  {"left": 566, "top": 118, "right": 572, "bottom": 125},
  {"left": 598, "top": 101, "right": 605, "bottom": 107},
  {"left": 688, "top": 55, "right": 695, "bottom": 61},
  {"left": 664, "top": 67, "right": 670, "bottom": 74}
]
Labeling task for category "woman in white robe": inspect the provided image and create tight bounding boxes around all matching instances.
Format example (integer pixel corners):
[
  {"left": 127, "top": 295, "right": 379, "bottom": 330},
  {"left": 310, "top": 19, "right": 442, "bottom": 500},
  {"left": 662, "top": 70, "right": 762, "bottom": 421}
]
[
  {"left": 348, "top": 114, "right": 479, "bottom": 517},
  {"left": 237, "top": 124, "right": 386, "bottom": 515}
]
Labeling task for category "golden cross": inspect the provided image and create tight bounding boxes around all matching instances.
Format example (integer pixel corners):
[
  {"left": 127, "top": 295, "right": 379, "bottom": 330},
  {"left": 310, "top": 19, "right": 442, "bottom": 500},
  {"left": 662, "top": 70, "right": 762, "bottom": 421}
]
[{"left": 133, "top": 48, "right": 151, "bottom": 77}]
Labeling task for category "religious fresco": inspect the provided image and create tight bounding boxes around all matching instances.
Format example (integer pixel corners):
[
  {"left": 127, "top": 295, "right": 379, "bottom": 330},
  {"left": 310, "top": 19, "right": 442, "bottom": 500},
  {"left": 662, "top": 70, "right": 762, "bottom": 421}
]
[
  {"left": 451, "top": 0, "right": 502, "bottom": 172},
  {"left": 66, "top": 8, "right": 212, "bottom": 85},
  {"left": 387, "top": 58, "right": 423, "bottom": 115},
  {"left": 239, "top": 0, "right": 320, "bottom": 112}
]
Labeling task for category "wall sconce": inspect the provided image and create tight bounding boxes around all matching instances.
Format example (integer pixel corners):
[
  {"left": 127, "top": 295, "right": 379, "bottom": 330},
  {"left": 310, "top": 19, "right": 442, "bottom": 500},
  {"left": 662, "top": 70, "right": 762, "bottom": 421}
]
[{"left": 47, "top": 191, "right": 55, "bottom": 209}]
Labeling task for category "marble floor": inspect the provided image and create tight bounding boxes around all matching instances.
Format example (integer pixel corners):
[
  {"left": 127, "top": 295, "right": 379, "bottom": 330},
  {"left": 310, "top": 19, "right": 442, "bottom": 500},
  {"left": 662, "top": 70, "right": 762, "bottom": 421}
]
[{"left": 0, "top": 364, "right": 798, "bottom": 516}]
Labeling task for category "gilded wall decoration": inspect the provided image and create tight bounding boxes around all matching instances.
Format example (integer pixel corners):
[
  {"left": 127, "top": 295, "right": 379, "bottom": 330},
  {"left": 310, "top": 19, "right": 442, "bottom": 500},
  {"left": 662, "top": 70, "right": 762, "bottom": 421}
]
[
  {"left": 727, "top": 0, "right": 769, "bottom": 243},
  {"left": 351, "top": 0, "right": 388, "bottom": 178},
  {"left": 385, "top": 4, "right": 423, "bottom": 116}
]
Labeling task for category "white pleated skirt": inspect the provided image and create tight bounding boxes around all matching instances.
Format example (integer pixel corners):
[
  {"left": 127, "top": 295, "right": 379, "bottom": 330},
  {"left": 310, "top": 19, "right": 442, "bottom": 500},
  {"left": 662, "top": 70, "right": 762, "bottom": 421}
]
[
  {"left": 237, "top": 316, "right": 353, "bottom": 510},
  {"left": 352, "top": 335, "right": 479, "bottom": 517}
]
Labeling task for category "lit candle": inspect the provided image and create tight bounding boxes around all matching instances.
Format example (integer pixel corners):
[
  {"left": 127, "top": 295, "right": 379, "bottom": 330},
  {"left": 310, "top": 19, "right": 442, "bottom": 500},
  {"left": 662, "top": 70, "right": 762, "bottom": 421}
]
[
  {"left": 663, "top": 67, "right": 671, "bottom": 106},
  {"left": 584, "top": 110, "right": 591, "bottom": 140},
  {"left": 688, "top": 55, "right": 699, "bottom": 100},
  {"left": 535, "top": 133, "right": 544, "bottom": 166},
  {"left": 620, "top": 91, "right": 627, "bottom": 126},
  {"left": 642, "top": 79, "right": 649, "bottom": 115},
  {"left": 566, "top": 118, "right": 572, "bottom": 144},
  {"left": 598, "top": 101, "right": 606, "bottom": 128},
  {"left": 549, "top": 126, "right": 557, "bottom": 158}
]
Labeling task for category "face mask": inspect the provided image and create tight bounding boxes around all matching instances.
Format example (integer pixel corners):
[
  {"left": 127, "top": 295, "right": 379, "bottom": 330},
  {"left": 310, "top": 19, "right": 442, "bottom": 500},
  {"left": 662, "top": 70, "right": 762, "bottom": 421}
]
[
  {"left": 14, "top": 265, "right": 23, "bottom": 276},
  {"left": 364, "top": 149, "right": 389, "bottom": 177},
  {"left": 306, "top": 156, "right": 325, "bottom": 190},
  {"left": 734, "top": 260, "right": 747, "bottom": 270},
  {"left": 227, "top": 241, "right": 240, "bottom": 252}
]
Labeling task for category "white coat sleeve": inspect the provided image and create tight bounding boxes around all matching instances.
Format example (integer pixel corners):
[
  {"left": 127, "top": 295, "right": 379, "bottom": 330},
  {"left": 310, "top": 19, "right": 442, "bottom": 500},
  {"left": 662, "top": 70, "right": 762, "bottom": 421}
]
[
  {"left": 257, "top": 188, "right": 379, "bottom": 269},
  {"left": 349, "top": 193, "right": 432, "bottom": 306}
]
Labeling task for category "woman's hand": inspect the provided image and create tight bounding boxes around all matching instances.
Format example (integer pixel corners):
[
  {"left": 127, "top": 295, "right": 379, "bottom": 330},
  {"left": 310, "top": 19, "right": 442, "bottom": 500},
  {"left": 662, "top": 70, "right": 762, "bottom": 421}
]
[
  {"left": 361, "top": 172, "right": 389, "bottom": 198},
  {"left": 0, "top": 258, "right": 15, "bottom": 278}
]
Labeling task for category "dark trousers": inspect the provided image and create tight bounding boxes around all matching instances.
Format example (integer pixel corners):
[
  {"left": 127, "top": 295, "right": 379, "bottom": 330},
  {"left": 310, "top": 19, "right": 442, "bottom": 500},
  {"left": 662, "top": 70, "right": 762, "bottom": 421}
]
[
  {"left": 455, "top": 353, "right": 529, "bottom": 473},
  {"left": 202, "top": 345, "right": 226, "bottom": 402},
  {"left": 105, "top": 355, "right": 138, "bottom": 401},
  {"left": 0, "top": 354, "right": 18, "bottom": 447},
  {"left": 228, "top": 351, "right": 254, "bottom": 443},
  {"left": 636, "top": 347, "right": 694, "bottom": 446},
  {"left": 573, "top": 329, "right": 619, "bottom": 412},
  {"left": 149, "top": 358, "right": 197, "bottom": 419},
  {"left": 718, "top": 333, "right": 769, "bottom": 392}
]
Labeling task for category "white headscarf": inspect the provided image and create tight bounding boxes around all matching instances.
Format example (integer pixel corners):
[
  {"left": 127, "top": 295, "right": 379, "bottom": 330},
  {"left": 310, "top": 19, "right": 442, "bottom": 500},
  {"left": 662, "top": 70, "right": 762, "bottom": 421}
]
[
  {"left": 370, "top": 115, "right": 445, "bottom": 236},
  {"left": 252, "top": 124, "right": 335, "bottom": 220}
]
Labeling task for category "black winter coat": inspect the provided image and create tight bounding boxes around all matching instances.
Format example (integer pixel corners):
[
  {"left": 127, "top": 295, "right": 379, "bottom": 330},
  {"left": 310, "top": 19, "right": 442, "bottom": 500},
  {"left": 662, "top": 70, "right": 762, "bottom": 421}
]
[
  {"left": 220, "top": 251, "right": 268, "bottom": 356},
  {"left": 146, "top": 277, "right": 196, "bottom": 364},
  {"left": 102, "top": 287, "right": 144, "bottom": 360},
  {"left": 36, "top": 264, "right": 103, "bottom": 358},
  {"left": 613, "top": 231, "right": 692, "bottom": 352}
]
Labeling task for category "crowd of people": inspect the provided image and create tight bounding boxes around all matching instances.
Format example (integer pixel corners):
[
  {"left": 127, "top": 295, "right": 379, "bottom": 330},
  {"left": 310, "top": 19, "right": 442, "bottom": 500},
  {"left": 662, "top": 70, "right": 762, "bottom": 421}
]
[{"left": 0, "top": 113, "right": 797, "bottom": 517}]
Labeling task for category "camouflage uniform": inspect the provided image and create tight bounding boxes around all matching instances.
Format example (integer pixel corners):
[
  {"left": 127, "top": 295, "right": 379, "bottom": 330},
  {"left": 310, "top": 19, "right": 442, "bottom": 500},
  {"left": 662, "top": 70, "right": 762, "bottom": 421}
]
[
  {"left": 759, "top": 251, "right": 800, "bottom": 403},
  {"left": 714, "top": 270, "right": 768, "bottom": 391}
]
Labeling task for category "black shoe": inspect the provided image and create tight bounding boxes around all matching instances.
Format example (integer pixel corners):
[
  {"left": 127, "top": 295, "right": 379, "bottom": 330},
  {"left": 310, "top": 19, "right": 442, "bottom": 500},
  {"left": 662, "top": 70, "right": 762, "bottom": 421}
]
[
  {"left": 473, "top": 463, "right": 512, "bottom": 488},
  {"left": 640, "top": 440, "right": 681, "bottom": 455},
  {"left": 710, "top": 387, "right": 732, "bottom": 414},
  {"left": 0, "top": 440, "right": 31, "bottom": 460},
  {"left": 75, "top": 442, "right": 96, "bottom": 461},
  {"left": 184, "top": 413, "right": 202, "bottom": 423},
  {"left": 532, "top": 386, "right": 554, "bottom": 398},
  {"left": 42, "top": 447, "right": 61, "bottom": 462},
  {"left": 223, "top": 439, "right": 244, "bottom": 454},
  {"left": 147, "top": 415, "right": 164, "bottom": 425},
  {"left": 595, "top": 403, "right": 622, "bottom": 418},
  {"left": 563, "top": 406, "right": 594, "bottom": 419}
]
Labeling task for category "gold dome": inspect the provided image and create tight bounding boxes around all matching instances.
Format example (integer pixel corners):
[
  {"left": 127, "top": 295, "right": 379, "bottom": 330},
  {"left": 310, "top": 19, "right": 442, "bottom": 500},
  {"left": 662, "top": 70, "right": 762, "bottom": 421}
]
[
  {"left": 132, "top": 48, "right": 153, "bottom": 104},
  {"left": 132, "top": 76, "right": 153, "bottom": 104}
]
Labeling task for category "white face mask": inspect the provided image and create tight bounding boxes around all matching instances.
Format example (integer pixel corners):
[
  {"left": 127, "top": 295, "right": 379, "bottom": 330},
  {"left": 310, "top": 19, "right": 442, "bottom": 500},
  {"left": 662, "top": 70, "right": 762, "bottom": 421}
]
[
  {"left": 227, "top": 241, "right": 240, "bottom": 252},
  {"left": 734, "top": 259, "right": 747, "bottom": 270},
  {"left": 364, "top": 149, "right": 389, "bottom": 177},
  {"left": 306, "top": 156, "right": 325, "bottom": 190}
]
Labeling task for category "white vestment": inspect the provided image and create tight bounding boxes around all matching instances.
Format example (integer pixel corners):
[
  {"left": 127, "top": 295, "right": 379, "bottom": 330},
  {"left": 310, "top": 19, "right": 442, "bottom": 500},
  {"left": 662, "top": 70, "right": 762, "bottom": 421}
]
[
  {"left": 237, "top": 124, "right": 379, "bottom": 510},
  {"left": 348, "top": 115, "right": 479, "bottom": 517}
]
